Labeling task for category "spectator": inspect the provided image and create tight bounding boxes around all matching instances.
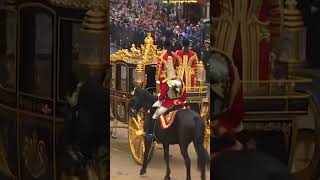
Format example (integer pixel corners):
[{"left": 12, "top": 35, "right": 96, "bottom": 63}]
[{"left": 110, "top": 0, "right": 207, "bottom": 54}]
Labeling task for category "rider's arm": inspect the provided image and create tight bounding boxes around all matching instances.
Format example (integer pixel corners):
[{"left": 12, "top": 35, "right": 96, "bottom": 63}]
[{"left": 159, "top": 82, "right": 168, "bottom": 101}]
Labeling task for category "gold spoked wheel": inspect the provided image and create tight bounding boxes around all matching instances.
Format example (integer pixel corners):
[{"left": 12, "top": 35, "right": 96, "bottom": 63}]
[
  {"left": 204, "top": 119, "right": 210, "bottom": 154},
  {"left": 128, "top": 112, "right": 145, "bottom": 165},
  {"left": 200, "top": 98, "right": 210, "bottom": 154}
]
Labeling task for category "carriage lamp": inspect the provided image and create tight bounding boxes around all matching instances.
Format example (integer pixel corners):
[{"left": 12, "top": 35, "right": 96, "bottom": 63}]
[
  {"left": 135, "top": 62, "right": 145, "bottom": 87},
  {"left": 196, "top": 61, "right": 206, "bottom": 86}
]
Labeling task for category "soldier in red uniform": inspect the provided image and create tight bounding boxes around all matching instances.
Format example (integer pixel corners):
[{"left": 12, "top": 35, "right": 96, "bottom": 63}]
[
  {"left": 214, "top": 58, "right": 245, "bottom": 135},
  {"left": 152, "top": 55, "right": 187, "bottom": 120},
  {"left": 157, "top": 40, "right": 175, "bottom": 84},
  {"left": 174, "top": 38, "right": 199, "bottom": 88},
  {"left": 211, "top": 56, "right": 245, "bottom": 153}
]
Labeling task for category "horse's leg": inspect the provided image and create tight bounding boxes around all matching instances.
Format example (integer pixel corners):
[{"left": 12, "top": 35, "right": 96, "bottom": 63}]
[
  {"left": 140, "top": 137, "right": 152, "bottom": 175},
  {"left": 111, "top": 121, "right": 117, "bottom": 138},
  {"left": 179, "top": 143, "right": 191, "bottom": 180},
  {"left": 163, "top": 143, "right": 171, "bottom": 180},
  {"left": 193, "top": 141, "right": 208, "bottom": 180}
]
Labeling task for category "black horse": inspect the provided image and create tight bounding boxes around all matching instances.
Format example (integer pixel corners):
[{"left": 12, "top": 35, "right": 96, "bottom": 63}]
[
  {"left": 129, "top": 87, "right": 209, "bottom": 180},
  {"left": 211, "top": 150, "right": 293, "bottom": 180},
  {"left": 59, "top": 77, "right": 108, "bottom": 179},
  {"left": 210, "top": 134, "right": 293, "bottom": 180}
]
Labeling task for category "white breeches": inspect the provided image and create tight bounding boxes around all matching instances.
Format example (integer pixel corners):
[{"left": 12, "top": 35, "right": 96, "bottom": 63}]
[{"left": 152, "top": 106, "right": 168, "bottom": 119}]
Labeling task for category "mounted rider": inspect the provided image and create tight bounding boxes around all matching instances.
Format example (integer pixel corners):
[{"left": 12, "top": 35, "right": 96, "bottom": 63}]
[
  {"left": 152, "top": 45, "right": 187, "bottom": 121},
  {"left": 142, "top": 40, "right": 187, "bottom": 142}
]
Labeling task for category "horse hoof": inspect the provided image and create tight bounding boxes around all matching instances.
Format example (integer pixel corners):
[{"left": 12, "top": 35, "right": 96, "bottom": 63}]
[
  {"left": 164, "top": 176, "right": 171, "bottom": 180},
  {"left": 140, "top": 169, "right": 146, "bottom": 175}
]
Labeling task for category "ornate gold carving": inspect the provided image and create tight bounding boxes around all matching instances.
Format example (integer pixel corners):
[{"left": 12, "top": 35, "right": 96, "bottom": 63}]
[
  {"left": 0, "top": 130, "right": 16, "bottom": 179},
  {"left": 110, "top": 33, "right": 160, "bottom": 65},
  {"left": 81, "top": 5, "right": 107, "bottom": 33},
  {"left": 283, "top": 0, "right": 304, "bottom": 31},
  {"left": 196, "top": 61, "right": 206, "bottom": 85},
  {"left": 22, "top": 130, "right": 48, "bottom": 178},
  {"left": 135, "top": 62, "right": 145, "bottom": 87}
]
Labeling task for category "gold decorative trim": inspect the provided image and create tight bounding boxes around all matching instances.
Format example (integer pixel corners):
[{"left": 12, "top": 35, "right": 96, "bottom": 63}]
[
  {"left": 110, "top": 33, "right": 159, "bottom": 65},
  {"left": 22, "top": 130, "right": 48, "bottom": 178}
]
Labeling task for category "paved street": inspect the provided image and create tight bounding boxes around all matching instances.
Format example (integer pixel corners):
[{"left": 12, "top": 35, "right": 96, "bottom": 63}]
[{"left": 110, "top": 125, "right": 210, "bottom": 180}]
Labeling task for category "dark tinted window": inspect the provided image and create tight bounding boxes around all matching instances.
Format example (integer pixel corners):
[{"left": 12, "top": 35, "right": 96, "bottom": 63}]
[
  {"left": 19, "top": 7, "right": 53, "bottom": 97},
  {"left": 0, "top": 10, "right": 16, "bottom": 90},
  {"left": 59, "top": 20, "right": 81, "bottom": 100}
]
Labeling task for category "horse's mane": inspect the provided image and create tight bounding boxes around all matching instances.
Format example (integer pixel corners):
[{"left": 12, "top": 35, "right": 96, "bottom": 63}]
[{"left": 135, "top": 87, "right": 157, "bottom": 108}]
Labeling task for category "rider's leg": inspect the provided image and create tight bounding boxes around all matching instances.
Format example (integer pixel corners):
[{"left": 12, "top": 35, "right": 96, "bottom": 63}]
[
  {"left": 144, "top": 106, "right": 168, "bottom": 142},
  {"left": 152, "top": 106, "right": 168, "bottom": 120}
]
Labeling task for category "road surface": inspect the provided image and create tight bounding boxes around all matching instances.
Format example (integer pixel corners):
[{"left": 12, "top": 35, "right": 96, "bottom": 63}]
[{"left": 110, "top": 126, "right": 210, "bottom": 180}]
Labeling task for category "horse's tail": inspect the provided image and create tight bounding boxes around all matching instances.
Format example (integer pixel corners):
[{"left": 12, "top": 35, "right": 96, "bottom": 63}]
[{"left": 193, "top": 115, "right": 209, "bottom": 173}]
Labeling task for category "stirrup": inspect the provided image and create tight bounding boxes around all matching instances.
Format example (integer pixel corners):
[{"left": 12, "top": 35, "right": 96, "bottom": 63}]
[{"left": 144, "top": 132, "right": 154, "bottom": 142}]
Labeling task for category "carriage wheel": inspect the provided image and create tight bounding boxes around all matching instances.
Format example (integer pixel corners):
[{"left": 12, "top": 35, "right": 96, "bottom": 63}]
[
  {"left": 128, "top": 112, "right": 155, "bottom": 165},
  {"left": 200, "top": 98, "right": 210, "bottom": 154},
  {"left": 204, "top": 119, "right": 210, "bottom": 154},
  {"left": 290, "top": 99, "right": 320, "bottom": 179}
]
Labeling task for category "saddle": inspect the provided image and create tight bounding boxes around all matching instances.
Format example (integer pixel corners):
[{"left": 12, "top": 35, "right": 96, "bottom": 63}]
[{"left": 159, "top": 105, "right": 185, "bottom": 129}]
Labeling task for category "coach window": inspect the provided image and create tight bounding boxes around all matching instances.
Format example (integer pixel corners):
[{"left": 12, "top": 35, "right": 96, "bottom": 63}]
[
  {"left": 129, "top": 67, "right": 135, "bottom": 92},
  {"left": 116, "top": 64, "right": 127, "bottom": 92},
  {"left": 19, "top": 7, "right": 54, "bottom": 98},
  {"left": 59, "top": 19, "right": 81, "bottom": 100},
  {"left": 0, "top": 9, "right": 16, "bottom": 90}
]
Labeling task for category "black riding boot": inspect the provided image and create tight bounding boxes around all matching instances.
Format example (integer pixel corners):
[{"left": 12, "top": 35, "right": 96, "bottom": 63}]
[{"left": 144, "top": 118, "right": 156, "bottom": 143}]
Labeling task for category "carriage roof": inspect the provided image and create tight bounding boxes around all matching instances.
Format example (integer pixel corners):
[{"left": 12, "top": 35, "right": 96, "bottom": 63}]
[{"left": 110, "top": 33, "right": 162, "bottom": 66}]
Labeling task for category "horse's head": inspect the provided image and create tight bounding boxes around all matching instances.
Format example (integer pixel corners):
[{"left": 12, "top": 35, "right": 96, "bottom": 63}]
[
  {"left": 128, "top": 88, "right": 142, "bottom": 114},
  {"left": 128, "top": 87, "right": 156, "bottom": 114}
]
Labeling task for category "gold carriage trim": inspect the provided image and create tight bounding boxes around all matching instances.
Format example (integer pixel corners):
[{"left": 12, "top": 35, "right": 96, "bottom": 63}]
[{"left": 110, "top": 33, "right": 161, "bottom": 65}]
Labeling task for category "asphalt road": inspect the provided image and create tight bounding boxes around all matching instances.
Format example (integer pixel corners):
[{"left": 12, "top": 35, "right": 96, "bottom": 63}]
[{"left": 110, "top": 127, "right": 210, "bottom": 180}]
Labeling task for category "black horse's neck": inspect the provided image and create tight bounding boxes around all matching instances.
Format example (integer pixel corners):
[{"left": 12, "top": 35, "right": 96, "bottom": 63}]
[{"left": 136, "top": 88, "right": 157, "bottom": 111}]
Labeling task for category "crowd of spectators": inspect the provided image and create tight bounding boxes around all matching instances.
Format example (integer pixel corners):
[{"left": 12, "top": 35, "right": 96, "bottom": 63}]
[{"left": 110, "top": 0, "right": 209, "bottom": 60}]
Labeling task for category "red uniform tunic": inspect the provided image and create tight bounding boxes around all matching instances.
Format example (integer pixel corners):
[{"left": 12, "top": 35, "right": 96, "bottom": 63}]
[
  {"left": 158, "top": 79, "right": 187, "bottom": 108},
  {"left": 175, "top": 50, "right": 198, "bottom": 88},
  {"left": 214, "top": 62, "right": 245, "bottom": 134}
]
